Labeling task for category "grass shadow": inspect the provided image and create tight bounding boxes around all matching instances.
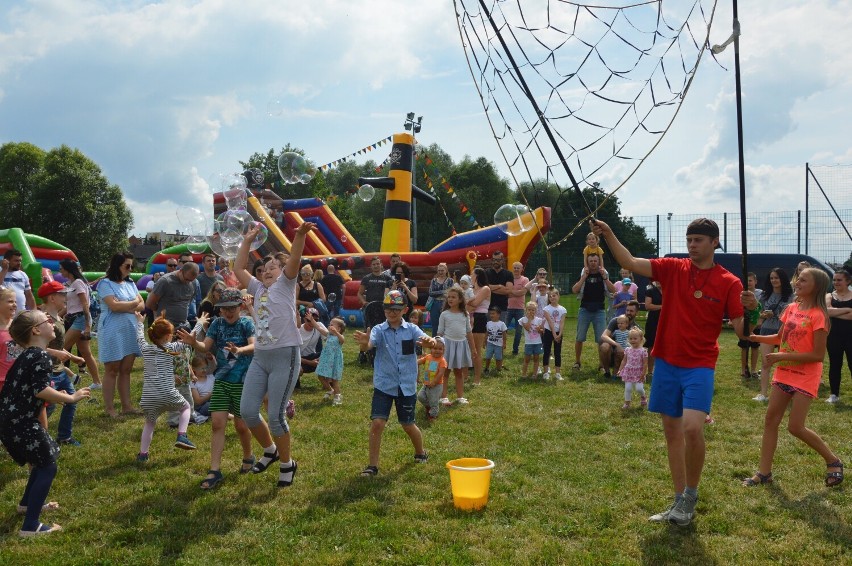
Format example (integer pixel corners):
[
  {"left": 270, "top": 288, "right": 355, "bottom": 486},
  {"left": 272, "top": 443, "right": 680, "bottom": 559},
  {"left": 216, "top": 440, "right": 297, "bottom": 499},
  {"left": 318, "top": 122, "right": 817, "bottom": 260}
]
[
  {"left": 772, "top": 488, "right": 852, "bottom": 548},
  {"left": 640, "top": 524, "right": 718, "bottom": 565}
]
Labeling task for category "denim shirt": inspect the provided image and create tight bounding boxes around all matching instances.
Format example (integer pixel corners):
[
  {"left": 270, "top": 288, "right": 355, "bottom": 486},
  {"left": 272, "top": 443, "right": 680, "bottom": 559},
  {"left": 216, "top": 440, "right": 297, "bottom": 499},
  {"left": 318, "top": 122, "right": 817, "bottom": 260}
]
[{"left": 370, "top": 319, "right": 427, "bottom": 396}]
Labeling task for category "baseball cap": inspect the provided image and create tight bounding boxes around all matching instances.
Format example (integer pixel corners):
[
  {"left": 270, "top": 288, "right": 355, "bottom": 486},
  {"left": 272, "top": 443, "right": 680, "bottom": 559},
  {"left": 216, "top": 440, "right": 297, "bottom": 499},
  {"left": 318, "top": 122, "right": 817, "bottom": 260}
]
[
  {"left": 622, "top": 278, "right": 632, "bottom": 286},
  {"left": 215, "top": 288, "right": 244, "bottom": 307},
  {"left": 383, "top": 289, "right": 406, "bottom": 309},
  {"left": 37, "top": 281, "right": 68, "bottom": 298},
  {"left": 686, "top": 218, "right": 722, "bottom": 249}
]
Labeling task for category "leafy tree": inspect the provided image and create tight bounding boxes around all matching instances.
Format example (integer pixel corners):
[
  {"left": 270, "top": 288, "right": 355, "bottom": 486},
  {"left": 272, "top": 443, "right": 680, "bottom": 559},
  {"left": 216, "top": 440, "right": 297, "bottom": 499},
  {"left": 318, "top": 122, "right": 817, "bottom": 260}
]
[
  {"left": 239, "top": 144, "right": 319, "bottom": 199},
  {"left": 0, "top": 142, "right": 46, "bottom": 230},
  {"left": 0, "top": 142, "right": 133, "bottom": 270}
]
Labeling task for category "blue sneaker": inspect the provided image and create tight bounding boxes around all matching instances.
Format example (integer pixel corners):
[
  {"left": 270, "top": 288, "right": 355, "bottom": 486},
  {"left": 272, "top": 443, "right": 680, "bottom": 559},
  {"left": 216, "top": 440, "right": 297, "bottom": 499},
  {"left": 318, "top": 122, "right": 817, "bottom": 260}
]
[
  {"left": 175, "top": 434, "right": 196, "bottom": 450},
  {"left": 59, "top": 437, "right": 81, "bottom": 447},
  {"left": 136, "top": 452, "right": 149, "bottom": 463}
]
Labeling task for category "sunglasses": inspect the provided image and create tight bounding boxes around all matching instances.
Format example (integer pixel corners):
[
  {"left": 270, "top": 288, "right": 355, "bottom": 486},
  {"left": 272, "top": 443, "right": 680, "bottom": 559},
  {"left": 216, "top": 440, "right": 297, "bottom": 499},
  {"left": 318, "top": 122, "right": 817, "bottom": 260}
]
[
  {"left": 166, "top": 263, "right": 177, "bottom": 267},
  {"left": 29, "top": 315, "right": 54, "bottom": 332}
]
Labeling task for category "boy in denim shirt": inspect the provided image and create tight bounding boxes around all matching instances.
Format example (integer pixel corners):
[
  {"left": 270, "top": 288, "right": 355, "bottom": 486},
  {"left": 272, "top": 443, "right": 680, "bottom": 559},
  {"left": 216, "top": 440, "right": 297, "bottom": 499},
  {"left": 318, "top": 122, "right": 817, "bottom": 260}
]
[{"left": 354, "top": 290, "right": 437, "bottom": 476}]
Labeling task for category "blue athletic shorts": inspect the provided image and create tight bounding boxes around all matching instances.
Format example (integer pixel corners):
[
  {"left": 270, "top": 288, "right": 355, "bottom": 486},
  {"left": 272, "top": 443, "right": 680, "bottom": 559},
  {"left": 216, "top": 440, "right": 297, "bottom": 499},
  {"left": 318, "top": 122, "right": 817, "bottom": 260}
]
[{"left": 648, "top": 358, "right": 714, "bottom": 417}]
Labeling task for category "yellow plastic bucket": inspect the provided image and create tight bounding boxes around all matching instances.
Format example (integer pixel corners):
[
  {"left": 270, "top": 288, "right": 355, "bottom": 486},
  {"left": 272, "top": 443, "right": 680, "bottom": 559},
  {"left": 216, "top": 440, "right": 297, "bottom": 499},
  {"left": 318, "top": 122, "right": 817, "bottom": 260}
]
[{"left": 446, "top": 458, "right": 495, "bottom": 511}]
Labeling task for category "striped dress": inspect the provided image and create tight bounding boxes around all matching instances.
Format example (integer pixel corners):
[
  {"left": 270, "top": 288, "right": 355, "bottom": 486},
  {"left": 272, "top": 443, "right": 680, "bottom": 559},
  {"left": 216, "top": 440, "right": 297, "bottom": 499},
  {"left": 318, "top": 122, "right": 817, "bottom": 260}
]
[{"left": 136, "top": 322, "right": 190, "bottom": 421}]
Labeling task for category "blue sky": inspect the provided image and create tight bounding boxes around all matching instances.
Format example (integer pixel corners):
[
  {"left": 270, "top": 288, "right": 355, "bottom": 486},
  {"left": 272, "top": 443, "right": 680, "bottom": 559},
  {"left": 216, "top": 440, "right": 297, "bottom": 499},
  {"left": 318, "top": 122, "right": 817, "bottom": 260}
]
[{"left": 1, "top": 0, "right": 850, "bottom": 245}]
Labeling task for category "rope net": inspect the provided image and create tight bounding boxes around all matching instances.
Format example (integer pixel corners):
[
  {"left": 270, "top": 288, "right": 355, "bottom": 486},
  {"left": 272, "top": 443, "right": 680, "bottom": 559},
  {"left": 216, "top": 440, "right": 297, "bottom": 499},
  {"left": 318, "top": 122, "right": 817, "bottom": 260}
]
[{"left": 454, "top": 0, "right": 719, "bottom": 248}]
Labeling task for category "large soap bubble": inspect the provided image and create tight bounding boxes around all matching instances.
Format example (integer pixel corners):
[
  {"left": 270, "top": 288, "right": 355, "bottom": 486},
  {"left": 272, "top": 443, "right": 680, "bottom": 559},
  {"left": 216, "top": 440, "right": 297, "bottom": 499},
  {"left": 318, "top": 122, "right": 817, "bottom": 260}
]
[
  {"left": 206, "top": 234, "right": 240, "bottom": 260},
  {"left": 214, "top": 210, "right": 249, "bottom": 245},
  {"left": 494, "top": 203, "right": 533, "bottom": 237},
  {"left": 357, "top": 184, "right": 375, "bottom": 201},
  {"left": 245, "top": 221, "right": 268, "bottom": 251},
  {"left": 184, "top": 233, "right": 209, "bottom": 254},
  {"left": 278, "top": 151, "right": 317, "bottom": 184}
]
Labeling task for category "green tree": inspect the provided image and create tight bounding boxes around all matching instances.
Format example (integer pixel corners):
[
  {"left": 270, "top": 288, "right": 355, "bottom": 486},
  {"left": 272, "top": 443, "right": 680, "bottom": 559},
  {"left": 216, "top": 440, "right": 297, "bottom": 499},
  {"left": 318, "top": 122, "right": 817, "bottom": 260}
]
[
  {"left": 0, "top": 142, "right": 46, "bottom": 230},
  {"left": 28, "top": 145, "right": 134, "bottom": 269},
  {"left": 239, "top": 144, "right": 319, "bottom": 199}
]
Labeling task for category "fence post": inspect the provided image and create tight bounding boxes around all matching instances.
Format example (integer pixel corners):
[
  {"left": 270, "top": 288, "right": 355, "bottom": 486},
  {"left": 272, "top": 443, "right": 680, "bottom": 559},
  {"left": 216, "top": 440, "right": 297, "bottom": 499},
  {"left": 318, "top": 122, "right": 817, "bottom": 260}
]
[
  {"left": 805, "top": 163, "right": 809, "bottom": 255},
  {"left": 723, "top": 212, "right": 728, "bottom": 252},
  {"left": 656, "top": 215, "right": 660, "bottom": 256},
  {"left": 797, "top": 210, "right": 801, "bottom": 254}
]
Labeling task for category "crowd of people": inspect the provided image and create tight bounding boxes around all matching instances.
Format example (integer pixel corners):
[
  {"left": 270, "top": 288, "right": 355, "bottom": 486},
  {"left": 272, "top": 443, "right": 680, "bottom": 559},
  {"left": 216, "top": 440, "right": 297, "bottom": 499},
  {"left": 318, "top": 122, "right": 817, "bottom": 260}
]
[{"left": 0, "top": 219, "right": 849, "bottom": 535}]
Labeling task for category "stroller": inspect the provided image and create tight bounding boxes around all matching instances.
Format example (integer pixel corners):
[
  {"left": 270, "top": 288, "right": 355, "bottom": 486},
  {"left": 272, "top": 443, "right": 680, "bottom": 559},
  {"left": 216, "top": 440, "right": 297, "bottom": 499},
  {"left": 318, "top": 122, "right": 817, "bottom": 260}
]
[{"left": 358, "top": 301, "right": 386, "bottom": 367}]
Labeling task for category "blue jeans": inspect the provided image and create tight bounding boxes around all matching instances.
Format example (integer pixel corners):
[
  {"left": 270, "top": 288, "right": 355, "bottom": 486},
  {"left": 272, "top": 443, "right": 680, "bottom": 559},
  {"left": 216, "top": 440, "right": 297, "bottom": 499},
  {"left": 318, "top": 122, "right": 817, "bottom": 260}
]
[
  {"left": 429, "top": 299, "right": 445, "bottom": 336},
  {"left": 505, "top": 308, "right": 525, "bottom": 354},
  {"left": 326, "top": 296, "right": 342, "bottom": 319},
  {"left": 46, "top": 370, "right": 77, "bottom": 442}
]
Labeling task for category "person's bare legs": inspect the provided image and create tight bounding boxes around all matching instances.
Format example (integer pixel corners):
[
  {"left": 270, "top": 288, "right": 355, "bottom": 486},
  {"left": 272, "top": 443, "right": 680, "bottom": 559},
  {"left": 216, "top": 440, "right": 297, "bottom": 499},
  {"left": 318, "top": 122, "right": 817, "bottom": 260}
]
[
  {"left": 787, "top": 393, "right": 840, "bottom": 466},
  {"left": 117, "top": 355, "right": 137, "bottom": 413},
  {"left": 102, "top": 360, "right": 120, "bottom": 417},
  {"left": 456, "top": 367, "right": 467, "bottom": 399},
  {"left": 368, "top": 418, "right": 387, "bottom": 467},
  {"left": 208, "top": 412, "right": 229, "bottom": 473},
  {"left": 402, "top": 423, "right": 424, "bottom": 455},
  {"left": 661, "top": 410, "right": 707, "bottom": 494},
  {"left": 472, "top": 333, "right": 485, "bottom": 385},
  {"left": 756, "top": 387, "right": 790, "bottom": 475},
  {"left": 574, "top": 341, "right": 583, "bottom": 367},
  {"left": 65, "top": 330, "right": 101, "bottom": 385},
  {"left": 758, "top": 343, "right": 775, "bottom": 396}
]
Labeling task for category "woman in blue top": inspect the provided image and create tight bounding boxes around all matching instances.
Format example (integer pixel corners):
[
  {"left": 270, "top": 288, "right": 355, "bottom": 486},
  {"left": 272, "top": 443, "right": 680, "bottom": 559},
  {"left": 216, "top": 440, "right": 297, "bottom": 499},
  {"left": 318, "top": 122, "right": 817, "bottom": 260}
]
[{"left": 97, "top": 252, "right": 144, "bottom": 417}]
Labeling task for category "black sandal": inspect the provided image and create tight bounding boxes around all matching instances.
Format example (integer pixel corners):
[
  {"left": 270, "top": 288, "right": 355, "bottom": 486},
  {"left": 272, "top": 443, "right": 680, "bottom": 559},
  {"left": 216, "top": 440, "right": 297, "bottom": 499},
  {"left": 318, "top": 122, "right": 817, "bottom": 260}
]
[
  {"left": 278, "top": 461, "right": 298, "bottom": 488},
  {"left": 240, "top": 455, "right": 256, "bottom": 474},
  {"left": 414, "top": 452, "right": 428, "bottom": 464},
  {"left": 360, "top": 465, "right": 378, "bottom": 477},
  {"left": 200, "top": 470, "right": 224, "bottom": 490},
  {"left": 251, "top": 449, "right": 280, "bottom": 474},
  {"left": 743, "top": 471, "right": 773, "bottom": 487},
  {"left": 826, "top": 460, "right": 844, "bottom": 487}
]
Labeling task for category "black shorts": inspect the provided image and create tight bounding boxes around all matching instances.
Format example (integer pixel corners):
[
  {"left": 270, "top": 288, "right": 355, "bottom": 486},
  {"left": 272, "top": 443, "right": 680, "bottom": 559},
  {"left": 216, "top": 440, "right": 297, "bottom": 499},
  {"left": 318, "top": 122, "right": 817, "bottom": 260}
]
[{"left": 472, "top": 312, "right": 487, "bottom": 333}]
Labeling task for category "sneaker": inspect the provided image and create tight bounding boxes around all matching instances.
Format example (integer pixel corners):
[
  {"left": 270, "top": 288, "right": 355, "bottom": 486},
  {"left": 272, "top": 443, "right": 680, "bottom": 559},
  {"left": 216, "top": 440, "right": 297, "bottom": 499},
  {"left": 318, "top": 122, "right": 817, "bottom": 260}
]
[
  {"left": 440, "top": 397, "right": 452, "bottom": 407},
  {"left": 332, "top": 394, "right": 342, "bottom": 406},
  {"left": 78, "top": 367, "right": 88, "bottom": 375},
  {"left": 543, "top": 371, "right": 551, "bottom": 381},
  {"left": 648, "top": 501, "right": 677, "bottom": 522},
  {"left": 456, "top": 397, "right": 469, "bottom": 405},
  {"left": 322, "top": 391, "right": 333, "bottom": 401},
  {"left": 58, "top": 437, "right": 81, "bottom": 447},
  {"left": 640, "top": 396, "right": 647, "bottom": 408},
  {"left": 136, "top": 452, "right": 149, "bottom": 463},
  {"left": 603, "top": 371, "right": 611, "bottom": 380},
  {"left": 668, "top": 494, "right": 697, "bottom": 526},
  {"left": 286, "top": 399, "right": 296, "bottom": 419},
  {"left": 193, "top": 414, "right": 209, "bottom": 424},
  {"left": 174, "top": 434, "right": 196, "bottom": 450},
  {"left": 752, "top": 393, "right": 768, "bottom": 402},
  {"left": 72, "top": 374, "right": 81, "bottom": 386},
  {"left": 622, "top": 402, "right": 631, "bottom": 410},
  {"left": 555, "top": 373, "right": 563, "bottom": 381},
  {"left": 89, "top": 383, "right": 102, "bottom": 390},
  {"left": 826, "top": 394, "right": 840, "bottom": 404},
  {"left": 536, "top": 367, "right": 543, "bottom": 376}
]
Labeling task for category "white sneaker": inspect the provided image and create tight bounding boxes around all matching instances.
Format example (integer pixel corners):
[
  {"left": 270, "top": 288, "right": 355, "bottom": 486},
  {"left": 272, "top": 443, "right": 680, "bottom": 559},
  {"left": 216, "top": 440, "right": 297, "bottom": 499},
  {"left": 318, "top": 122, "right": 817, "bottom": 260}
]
[
  {"left": 89, "top": 383, "right": 102, "bottom": 390},
  {"left": 439, "top": 397, "right": 452, "bottom": 407},
  {"left": 536, "top": 367, "right": 543, "bottom": 376},
  {"left": 193, "top": 414, "right": 209, "bottom": 424},
  {"left": 456, "top": 397, "right": 469, "bottom": 405},
  {"left": 752, "top": 393, "right": 768, "bottom": 402},
  {"left": 542, "top": 371, "right": 551, "bottom": 381},
  {"left": 555, "top": 373, "right": 563, "bottom": 381},
  {"left": 826, "top": 394, "right": 839, "bottom": 404},
  {"left": 332, "top": 394, "right": 342, "bottom": 406},
  {"left": 322, "top": 391, "right": 333, "bottom": 400}
]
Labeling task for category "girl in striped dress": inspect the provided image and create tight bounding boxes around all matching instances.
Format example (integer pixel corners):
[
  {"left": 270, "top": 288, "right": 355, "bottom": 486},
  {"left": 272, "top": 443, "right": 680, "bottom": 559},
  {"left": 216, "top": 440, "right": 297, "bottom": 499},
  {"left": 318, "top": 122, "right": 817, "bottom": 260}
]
[{"left": 134, "top": 313, "right": 197, "bottom": 462}]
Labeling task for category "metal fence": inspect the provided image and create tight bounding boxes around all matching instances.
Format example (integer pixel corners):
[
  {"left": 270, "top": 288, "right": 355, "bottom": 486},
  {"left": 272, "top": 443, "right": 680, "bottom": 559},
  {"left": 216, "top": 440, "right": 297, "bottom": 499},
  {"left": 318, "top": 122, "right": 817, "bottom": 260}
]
[{"left": 520, "top": 207, "right": 851, "bottom": 286}]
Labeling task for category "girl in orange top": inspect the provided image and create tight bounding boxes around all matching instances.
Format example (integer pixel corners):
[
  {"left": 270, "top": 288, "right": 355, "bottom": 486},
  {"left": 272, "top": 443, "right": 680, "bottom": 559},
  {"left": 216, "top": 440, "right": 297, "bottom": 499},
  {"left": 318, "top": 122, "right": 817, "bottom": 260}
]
[{"left": 743, "top": 268, "right": 843, "bottom": 488}]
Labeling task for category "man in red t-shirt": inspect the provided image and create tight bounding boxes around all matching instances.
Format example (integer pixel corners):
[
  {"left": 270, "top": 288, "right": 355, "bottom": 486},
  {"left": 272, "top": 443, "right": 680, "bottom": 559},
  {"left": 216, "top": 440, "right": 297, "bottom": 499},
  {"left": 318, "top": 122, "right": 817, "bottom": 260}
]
[{"left": 593, "top": 217, "right": 755, "bottom": 527}]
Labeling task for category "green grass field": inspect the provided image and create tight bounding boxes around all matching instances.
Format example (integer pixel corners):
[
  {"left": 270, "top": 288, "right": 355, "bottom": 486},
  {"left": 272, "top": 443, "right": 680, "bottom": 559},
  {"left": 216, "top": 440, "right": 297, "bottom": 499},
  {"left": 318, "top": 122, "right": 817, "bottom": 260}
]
[{"left": 1, "top": 314, "right": 849, "bottom": 564}]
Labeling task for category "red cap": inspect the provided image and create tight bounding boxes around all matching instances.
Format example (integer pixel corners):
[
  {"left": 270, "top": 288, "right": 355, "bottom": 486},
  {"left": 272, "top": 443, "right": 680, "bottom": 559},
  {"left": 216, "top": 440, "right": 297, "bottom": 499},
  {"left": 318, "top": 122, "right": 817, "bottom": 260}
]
[{"left": 37, "top": 281, "right": 69, "bottom": 298}]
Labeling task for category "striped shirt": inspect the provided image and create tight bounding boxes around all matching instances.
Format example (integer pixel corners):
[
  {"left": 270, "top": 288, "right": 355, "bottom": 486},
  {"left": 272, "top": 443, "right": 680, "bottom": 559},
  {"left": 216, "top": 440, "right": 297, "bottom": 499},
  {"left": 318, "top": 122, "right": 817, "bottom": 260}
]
[{"left": 136, "top": 322, "right": 190, "bottom": 416}]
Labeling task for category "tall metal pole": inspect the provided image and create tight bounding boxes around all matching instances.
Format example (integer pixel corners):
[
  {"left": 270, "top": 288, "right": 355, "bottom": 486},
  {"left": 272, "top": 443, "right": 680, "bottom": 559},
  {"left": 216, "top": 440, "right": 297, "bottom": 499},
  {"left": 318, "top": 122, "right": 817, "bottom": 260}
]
[{"left": 731, "top": 2, "right": 749, "bottom": 284}]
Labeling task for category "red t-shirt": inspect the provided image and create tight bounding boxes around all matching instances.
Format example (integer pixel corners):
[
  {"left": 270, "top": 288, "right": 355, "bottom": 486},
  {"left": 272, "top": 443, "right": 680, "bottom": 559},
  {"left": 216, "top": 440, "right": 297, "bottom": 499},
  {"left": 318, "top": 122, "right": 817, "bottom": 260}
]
[
  {"left": 772, "top": 303, "right": 826, "bottom": 397},
  {"left": 650, "top": 258, "right": 744, "bottom": 368}
]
